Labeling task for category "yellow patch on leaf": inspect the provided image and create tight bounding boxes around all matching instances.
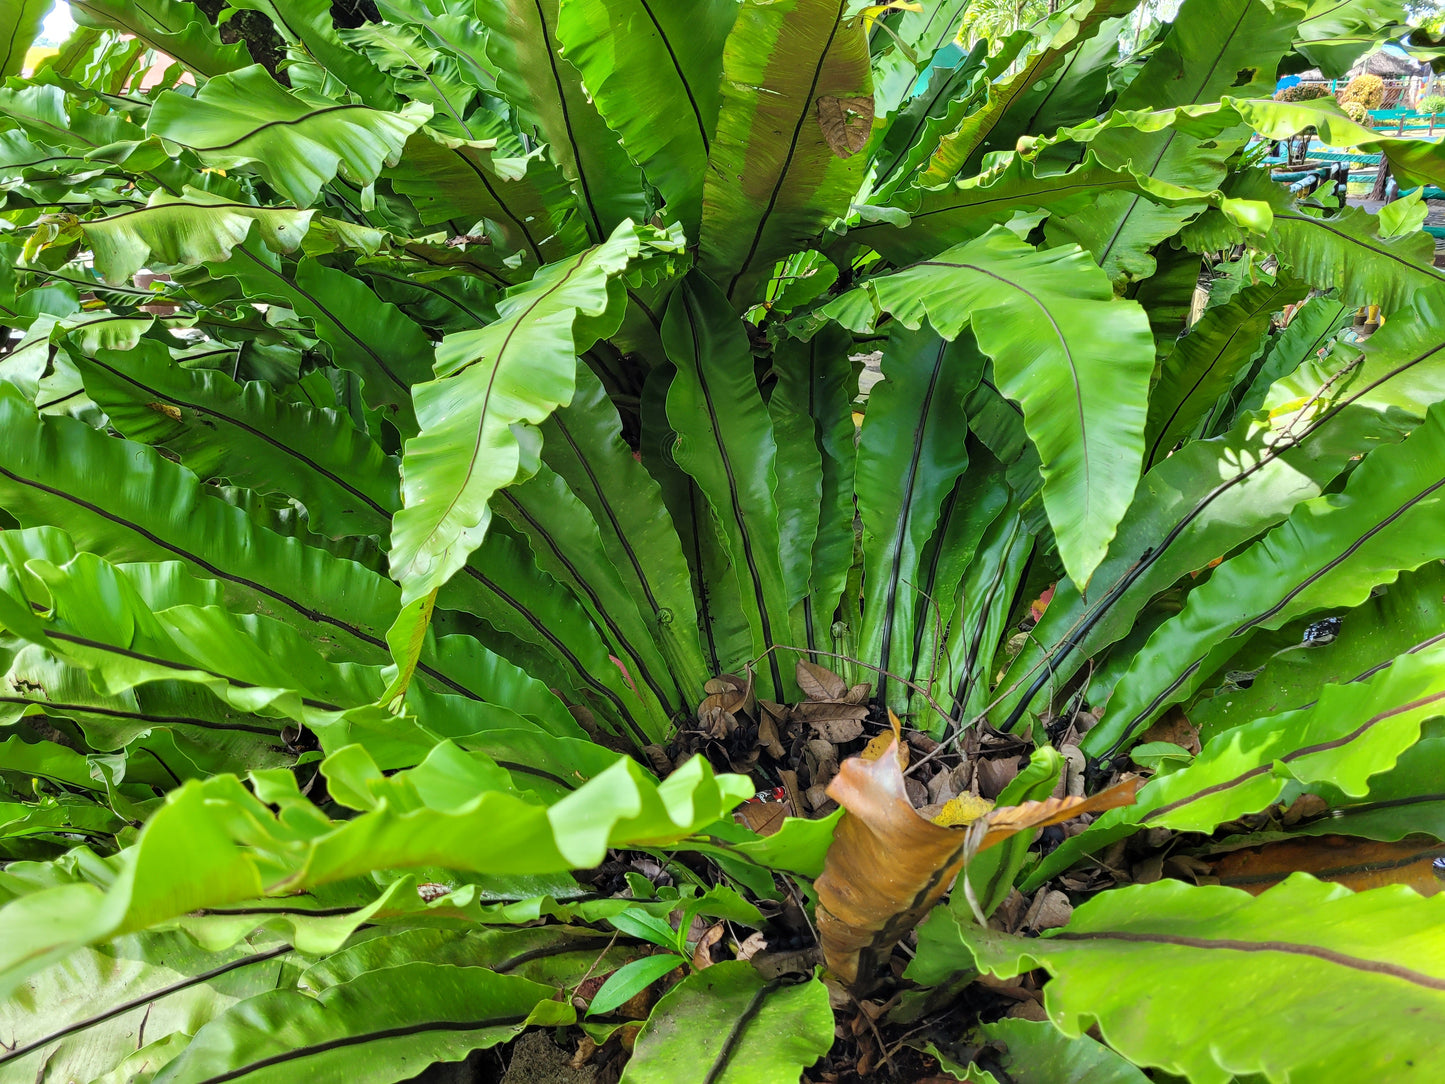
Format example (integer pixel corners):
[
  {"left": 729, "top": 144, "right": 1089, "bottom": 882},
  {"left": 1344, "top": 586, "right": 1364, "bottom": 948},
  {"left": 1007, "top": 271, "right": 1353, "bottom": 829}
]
[{"left": 931, "top": 792, "right": 993, "bottom": 827}]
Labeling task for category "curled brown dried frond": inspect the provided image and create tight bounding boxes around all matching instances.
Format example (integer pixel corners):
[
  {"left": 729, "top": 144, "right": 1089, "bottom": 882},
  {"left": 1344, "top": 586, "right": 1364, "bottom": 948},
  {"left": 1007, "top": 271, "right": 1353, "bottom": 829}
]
[{"left": 815, "top": 712, "right": 1141, "bottom": 989}]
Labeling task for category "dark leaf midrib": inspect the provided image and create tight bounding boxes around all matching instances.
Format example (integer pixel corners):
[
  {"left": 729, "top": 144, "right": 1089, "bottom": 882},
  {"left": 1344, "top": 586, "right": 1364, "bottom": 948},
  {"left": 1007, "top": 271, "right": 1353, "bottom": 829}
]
[
  {"left": 495, "top": 488, "right": 676, "bottom": 710},
  {"left": 549, "top": 412, "right": 663, "bottom": 614},
  {"left": 701, "top": 978, "right": 783, "bottom": 1084},
  {"left": 724, "top": 0, "right": 848, "bottom": 302},
  {"left": 1050, "top": 928, "right": 1445, "bottom": 990},
  {"left": 1010, "top": 335, "right": 1445, "bottom": 745},
  {"left": 192, "top": 1014, "right": 534, "bottom": 1084},
  {"left": 0, "top": 945, "right": 291, "bottom": 1067},
  {"left": 1143, "top": 688, "right": 1445, "bottom": 823},
  {"left": 531, "top": 0, "right": 604, "bottom": 240},
  {"left": 1146, "top": 285, "right": 1293, "bottom": 467},
  {"left": 0, "top": 464, "right": 486, "bottom": 703},
  {"left": 43, "top": 629, "right": 341, "bottom": 711},
  {"left": 84, "top": 353, "right": 394, "bottom": 521},
  {"left": 681, "top": 287, "right": 784, "bottom": 694},
  {"left": 876, "top": 339, "right": 947, "bottom": 701},
  {"left": 1115, "top": 471, "right": 1445, "bottom": 745},
  {"left": 636, "top": 0, "right": 711, "bottom": 156},
  {"left": 459, "top": 565, "right": 648, "bottom": 746},
  {"left": 0, "top": 694, "right": 279, "bottom": 736}
]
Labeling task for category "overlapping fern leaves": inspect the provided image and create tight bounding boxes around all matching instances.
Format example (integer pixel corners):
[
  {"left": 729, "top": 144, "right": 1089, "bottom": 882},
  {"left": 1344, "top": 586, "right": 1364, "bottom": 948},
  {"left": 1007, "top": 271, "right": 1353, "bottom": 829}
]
[{"left": 2, "top": 1, "right": 1445, "bottom": 1081}]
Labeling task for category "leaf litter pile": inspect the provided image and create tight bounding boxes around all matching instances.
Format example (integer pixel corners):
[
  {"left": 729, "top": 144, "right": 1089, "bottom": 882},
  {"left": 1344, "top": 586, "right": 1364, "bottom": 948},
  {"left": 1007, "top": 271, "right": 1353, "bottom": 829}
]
[
  {"left": 497, "top": 652, "right": 1445, "bottom": 1082},
  {"left": 550, "top": 658, "right": 1145, "bottom": 1083}
]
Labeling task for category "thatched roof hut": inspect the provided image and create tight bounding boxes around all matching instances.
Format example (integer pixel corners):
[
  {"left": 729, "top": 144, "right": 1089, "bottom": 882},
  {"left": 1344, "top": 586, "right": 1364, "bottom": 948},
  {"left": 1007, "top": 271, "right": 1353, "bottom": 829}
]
[
  {"left": 1351, "top": 47, "right": 1431, "bottom": 79},
  {"left": 1295, "top": 44, "right": 1431, "bottom": 83}
]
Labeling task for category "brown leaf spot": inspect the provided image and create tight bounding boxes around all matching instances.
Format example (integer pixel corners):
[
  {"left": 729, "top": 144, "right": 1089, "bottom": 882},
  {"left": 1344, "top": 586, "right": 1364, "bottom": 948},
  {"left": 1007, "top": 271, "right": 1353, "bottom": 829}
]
[{"left": 816, "top": 95, "right": 874, "bottom": 158}]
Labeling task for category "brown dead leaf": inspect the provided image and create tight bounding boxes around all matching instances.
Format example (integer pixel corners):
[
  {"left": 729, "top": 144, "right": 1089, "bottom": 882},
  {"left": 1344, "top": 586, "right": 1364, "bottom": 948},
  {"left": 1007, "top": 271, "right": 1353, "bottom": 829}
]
[
  {"left": 815, "top": 720, "right": 1141, "bottom": 989},
  {"left": 1162, "top": 854, "right": 1215, "bottom": 884},
  {"left": 1007, "top": 999, "right": 1050, "bottom": 1022},
  {"left": 795, "top": 700, "right": 869, "bottom": 721},
  {"left": 1022, "top": 888, "right": 1072, "bottom": 931},
  {"left": 906, "top": 730, "right": 940, "bottom": 753},
  {"left": 845, "top": 682, "right": 872, "bottom": 705},
  {"left": 735, "top": 799, "right": 790, "bottom": 836},
  {"left": 1208, "top": 834, "right": 1445, "bottom": 895},
  {"left": 976, "top": 756, "right": 1021, "bottom": 799},
  {"left": 926, "top": 764, "right": 958, "bottom": 805},
  {"left": 757, "top": 713, "right": 787, "bottom": 758},
  {"left": 700, "top": 673, "right": 754, "bottom": 716},
  {"left": 752, "top": 946, "right": 824, "bottom": 980},
  {"left": 698, "top": 706, "right": 737, "bottom": 738},
  {"left": 816, "top": 95, "right": 874, "bottom": 158},
  {"left": 1281, "top": 792, "right": 1329, "bottom": 826},
  {"left": 805, "top": 784, "right": 833, "bottom": 813},
  {"left": 570, "top": 1035, "right": 598, "bottom": 1070},
  {"left": 990, "top": 888, "right": 1028, "bottom": 933},
  {"left": 1060, "top": 744, "right": 1086, "bottom": 797},
  {"left": 779, "top": 768, "right": 804, "bottom": 815},
  {"left": 692, "top": 923, "right": 724, "bottom": 970},
  {"left": 861, "top": 729, "right": 908, "bottom": 767},
  {"left": 642, "top": 744, "right": 673, "bottom": 776},
  {"left": 813, "top": 718, "right": 866, "bottom": 743},
  {"left": 1139, "top": 706, "right": 1201, "bottom": 755},
  {"left": 803, "top": 739, "right": 839, "bottom": 783},
  {"left": 804, "top": 709, "right": 867, "bottom": 743},
  {"left": 976, "top": 972, "right": 1034, "bottom": 1000},
  {"left": 698, "top": 692, "right": 735, "bottom": 714},
  {"left": 815, "top": 737, "right": 973, "bottom": 987},
  {"left": 979, "top": 778, "right": 1143, "bottom": 849},
  {"left": 735, "top": 930, "right": 768, "bottom": 962},
  {"left": 797, "top": 659, "right": 848, "bottom": 701}
]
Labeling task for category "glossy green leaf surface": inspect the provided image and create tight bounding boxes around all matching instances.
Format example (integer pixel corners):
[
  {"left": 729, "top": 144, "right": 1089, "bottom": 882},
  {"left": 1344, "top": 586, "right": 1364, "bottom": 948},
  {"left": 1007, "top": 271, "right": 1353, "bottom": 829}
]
[
  {"left": 662, "top": 274, "right": 794, "bottom": 698},
  {"left": 5, "top": 3, "right": 1445, "bottom": 1080},
  {"left": 153, "top": 963, "right": 569, "bottom": 1084},
  {"left": 0, "top": 0, "right": 51, "bottom": 78},
  {"left": 699, "top": 0, "right": 872, "bottom": 306},
  {"left": 0, "top": 749, "right": 750, "bottom": 996},
  {"left": 620, "top": 962, "right": 832, "bottom": 1084},
  {"left": 147, "top": 66, "right": 429, "bottom": 205},
  {"left": 393, "top": 225, "right": 665, "bottom": 604},
  {"left": 74, "top": 341, "right": 398, "bottom": 541},
  {"left": 1047, "top": 0, "right": 1306, "bottom": 285},
  {"left": 855, "top": 325, "right": 981, "bottom": 708},
  {"left": 1097, "top": 401, "right": 1445, "bottom": 754},
  {"left": 1039, "top": 639, "right": 1445, "bottom": 885},
  {"left": 822, "top": 226, "right": 1154, "bottom": 588},
  {"left": 475, "top": 0, "right": 648, "bottom": 239},
  {"left": 936, "top": 1018, "right": 1150, "bottom": 1084},
  {"left": 556, "top": 0, "right": 736, "bottom": 235},
  {"left": 919, "top": 876, "right": 1445, "bottom": 1084}
]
